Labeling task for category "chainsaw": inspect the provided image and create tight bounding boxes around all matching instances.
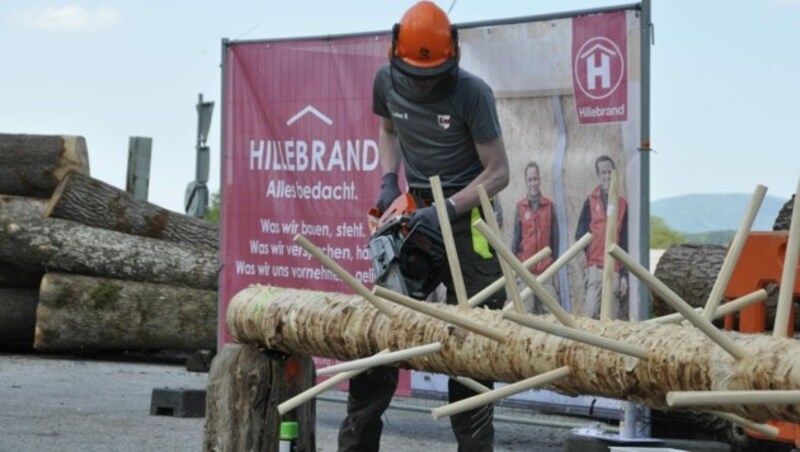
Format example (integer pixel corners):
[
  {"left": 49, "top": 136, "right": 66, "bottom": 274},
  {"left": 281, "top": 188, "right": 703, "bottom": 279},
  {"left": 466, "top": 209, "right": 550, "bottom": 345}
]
[{"left": 367, "top": 193, "right": 445, "bottom": 300}]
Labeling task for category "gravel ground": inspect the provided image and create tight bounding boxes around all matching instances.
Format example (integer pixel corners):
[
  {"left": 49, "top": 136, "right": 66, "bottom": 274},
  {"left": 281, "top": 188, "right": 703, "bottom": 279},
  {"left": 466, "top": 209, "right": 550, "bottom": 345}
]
[{"left": 0, "top": 353, "right": 590, "bottom": 451}]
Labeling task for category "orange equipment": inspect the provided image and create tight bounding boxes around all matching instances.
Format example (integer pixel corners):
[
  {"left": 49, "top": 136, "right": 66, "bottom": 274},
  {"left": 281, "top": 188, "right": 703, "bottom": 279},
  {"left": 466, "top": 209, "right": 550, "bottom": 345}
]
[{"left": 723, "top": 231, "right": 800, "bottom": 447}]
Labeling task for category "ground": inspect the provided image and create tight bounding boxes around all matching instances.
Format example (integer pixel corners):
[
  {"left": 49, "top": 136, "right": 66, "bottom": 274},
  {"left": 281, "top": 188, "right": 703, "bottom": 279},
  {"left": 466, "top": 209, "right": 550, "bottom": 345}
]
[
  {"left": 2, "top": 353, "right": 749, "bottom": 451},
  {"left": 0, "top": 353, "right": 579, "bottom": 452}
]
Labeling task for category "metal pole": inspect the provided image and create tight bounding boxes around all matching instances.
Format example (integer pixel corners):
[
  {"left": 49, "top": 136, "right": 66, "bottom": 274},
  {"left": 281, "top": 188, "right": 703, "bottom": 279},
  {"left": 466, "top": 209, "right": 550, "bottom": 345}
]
[
  {"left": 625, "top": 0, "right": 654, "bottom": 439},
  {"left": 217, "top": 38, "right": 230, "bottom": 352}
]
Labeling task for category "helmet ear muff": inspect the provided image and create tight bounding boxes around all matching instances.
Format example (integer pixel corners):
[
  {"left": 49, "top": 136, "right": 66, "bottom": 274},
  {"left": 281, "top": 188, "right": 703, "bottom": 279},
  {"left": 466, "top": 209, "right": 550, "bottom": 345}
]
[
  {"left": 389, "top": 22, "right": 401, "bottom": 61},
  {"left": 450, "top": 25, "right": 459, "bottom": 59}
]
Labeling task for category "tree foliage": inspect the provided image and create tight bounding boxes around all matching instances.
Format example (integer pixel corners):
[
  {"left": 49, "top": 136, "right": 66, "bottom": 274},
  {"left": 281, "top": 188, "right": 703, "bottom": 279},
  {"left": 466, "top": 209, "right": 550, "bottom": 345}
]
[
  {"left": 684, "top": 230, "right": 735, "bottom": 246},
  {"left": 205, "top": 191, "right": 220, "bottom": 224},
  {"left": 650, "top": 215, "right": 685, "bottom": 248}
]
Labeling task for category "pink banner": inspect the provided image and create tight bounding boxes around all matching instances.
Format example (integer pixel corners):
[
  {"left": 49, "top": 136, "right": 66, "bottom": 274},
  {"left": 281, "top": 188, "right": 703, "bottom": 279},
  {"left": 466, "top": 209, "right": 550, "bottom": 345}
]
[
  {"left": 221, "top": 37, "right": 389, "bottom": 340},
  {"left": 220, "top": 35, "right": 411, "bottom": 396},
  {"left": 572, "top": 11, "right": 628, "bottom": 124}
]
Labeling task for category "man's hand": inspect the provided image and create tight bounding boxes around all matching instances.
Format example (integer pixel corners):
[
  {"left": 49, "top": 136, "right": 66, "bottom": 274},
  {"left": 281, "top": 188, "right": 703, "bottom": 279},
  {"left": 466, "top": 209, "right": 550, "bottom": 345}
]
[
  {"left": 376, "top": 173, "right": 401, "bottom": 212},
  {"left": 407, "top": 200, "right": 457, "bottom": 232}
]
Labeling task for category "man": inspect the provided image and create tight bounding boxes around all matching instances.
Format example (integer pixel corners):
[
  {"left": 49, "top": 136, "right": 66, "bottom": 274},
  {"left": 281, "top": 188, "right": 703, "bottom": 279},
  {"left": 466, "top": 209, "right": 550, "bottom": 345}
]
[
  {"left": 575, "top": 154, "right": 628, "bottom": 319},
  {"left": 338, "top": 2, "right": 509, "bottom": 451},
  {"left": 511, "top": 161, "right": 559, "bottom": 314}
]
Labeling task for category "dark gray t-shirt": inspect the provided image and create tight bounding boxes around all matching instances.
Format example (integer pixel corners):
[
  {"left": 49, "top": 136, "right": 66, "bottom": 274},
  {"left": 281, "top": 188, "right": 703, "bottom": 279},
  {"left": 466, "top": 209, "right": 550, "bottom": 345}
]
[{"left": 372, "top": 65, "right": 502, "bottom": 190}]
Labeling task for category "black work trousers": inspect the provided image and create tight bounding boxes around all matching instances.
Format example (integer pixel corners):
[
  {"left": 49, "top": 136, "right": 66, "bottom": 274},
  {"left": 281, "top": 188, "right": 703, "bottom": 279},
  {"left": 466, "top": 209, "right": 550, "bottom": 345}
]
[{"left": 338, "top": 207, "right": 506, "bottom": 452}]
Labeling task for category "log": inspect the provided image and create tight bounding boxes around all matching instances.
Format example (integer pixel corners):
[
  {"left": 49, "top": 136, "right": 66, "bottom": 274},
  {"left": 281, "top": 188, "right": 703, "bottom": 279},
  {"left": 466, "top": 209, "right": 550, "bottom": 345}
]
[
  {"left": 203, "top": 344, "right": 316, "bottom": 452},
  {"left": 0, "top": 134, "right": 90, "bottom": 197},
  {"left": 654, "top": 244, "right": 789, "bottom": 328},
  {"left": 774, "top": 194, "right": 795, "bottom": 231},
  {"left": 0, "top": 216, "right": 218, "bottom": 289},
  {"left": 0, "top": 288, "right": 37, "bottom": 346},
  {"left": 654, "top": 192, "right": 797, "bottom": 318},
  {"left": 652, "top": 244, "right": 726, "bottom": 318},
  {"left": 46, "top": 170, "right": 218, "bottom": 250},
  {"left": 0, "top": 197, "right": 47, "bottom": 288},
  {"left": 0, "top": 195, "right": 47, "bottom": 219},
  {"left": 34, "top": 273, "right": 216, "bottom": 351},
  {"left": 227, "top": 284, "right": 800, "bottom": 424}
]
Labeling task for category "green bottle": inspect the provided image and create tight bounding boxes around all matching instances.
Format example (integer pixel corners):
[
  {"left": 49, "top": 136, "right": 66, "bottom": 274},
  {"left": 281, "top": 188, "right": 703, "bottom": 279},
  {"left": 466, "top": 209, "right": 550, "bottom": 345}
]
[{"left": 279, "top": 421, "right": 299, "bottom": 452}]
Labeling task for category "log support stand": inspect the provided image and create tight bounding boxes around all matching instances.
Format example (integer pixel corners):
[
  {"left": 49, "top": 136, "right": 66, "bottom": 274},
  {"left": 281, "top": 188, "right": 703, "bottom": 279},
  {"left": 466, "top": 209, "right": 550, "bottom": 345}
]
[{"left": 203, "top": 344, "right": 316, "bottom": 452}]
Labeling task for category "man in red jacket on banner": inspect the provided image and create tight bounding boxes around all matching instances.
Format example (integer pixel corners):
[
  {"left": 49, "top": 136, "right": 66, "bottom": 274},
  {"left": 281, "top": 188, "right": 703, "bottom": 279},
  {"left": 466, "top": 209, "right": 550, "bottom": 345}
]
[
  {"left": 575, "top": 154, "right": 629, "bottom": 320},
  {"left": 511, "top": 161, "right": 559, "bottom": 314}
]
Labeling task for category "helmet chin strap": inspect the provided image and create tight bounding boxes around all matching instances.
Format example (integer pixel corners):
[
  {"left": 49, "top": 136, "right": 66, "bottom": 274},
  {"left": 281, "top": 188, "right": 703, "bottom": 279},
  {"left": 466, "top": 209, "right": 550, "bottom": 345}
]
[{"left": 389, "top": 62, "right": 459, "bottom": 103}]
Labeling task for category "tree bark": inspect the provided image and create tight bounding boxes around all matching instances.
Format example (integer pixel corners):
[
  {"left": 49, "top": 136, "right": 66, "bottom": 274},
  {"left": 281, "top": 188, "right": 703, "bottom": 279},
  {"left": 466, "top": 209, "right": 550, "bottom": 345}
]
[
  {"left": 34, "top": 272, "right": 216, "bottom": 352},
  {"left": 227, "top": 284, "right": 800, "bottom": 424},
  {"left": 0, "top": 288, "right": 37, "bottom": 346},
  {"left": 46, "top": 170, "right": 218, "bottom": 250},
  {"left": 203, "top": 344, "right": 316, "bottom": 452},
  {"left": 0, "top": 216, "right": 218, "bottom": 289},
  {"left": 0, "top": 195, "right": 47, "bottom": 219},
  {"left": 652, "top": 244, "right": 726, "bottom": 318},
  {"left": 0, "top": 134, "right": 90, "bottom": 197},
  {"left": 773, "top": 194, "right": 795, "bottom": 231}
]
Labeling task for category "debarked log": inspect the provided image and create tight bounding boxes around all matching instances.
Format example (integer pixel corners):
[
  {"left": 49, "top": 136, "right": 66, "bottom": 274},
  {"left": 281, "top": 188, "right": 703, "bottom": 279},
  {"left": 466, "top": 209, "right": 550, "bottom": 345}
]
[
  {"left": 228, "top": 284, "right": 800, "bottom": 424},
  {"left": 46, "top": 170, "right": 218, "bottom": 250},
  {"left": 0, "top": 133, "right": 90, "bottom": 197},
  {"left": 35, "top": 273, "right": 217, "bottom": 352},
  {"left": 0, "top": 216, "right": 218, "bottom": 289}
]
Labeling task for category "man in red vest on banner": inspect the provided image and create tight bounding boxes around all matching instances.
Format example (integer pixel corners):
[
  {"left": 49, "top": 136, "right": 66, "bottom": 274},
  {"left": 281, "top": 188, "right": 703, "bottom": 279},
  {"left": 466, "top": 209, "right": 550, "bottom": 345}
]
[
  {"left": 511, "top": 161, "right": 559, "bottom": 314},
  {"left": 575, "top": 154, "right": 629, "bottom": 319}
]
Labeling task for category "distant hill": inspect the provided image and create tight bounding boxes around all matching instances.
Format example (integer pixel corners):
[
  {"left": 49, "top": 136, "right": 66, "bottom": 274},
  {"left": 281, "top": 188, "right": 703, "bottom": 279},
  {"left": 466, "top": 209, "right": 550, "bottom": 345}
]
[{"left": 651, "top": 193, "right": 787, "bottom": 234}]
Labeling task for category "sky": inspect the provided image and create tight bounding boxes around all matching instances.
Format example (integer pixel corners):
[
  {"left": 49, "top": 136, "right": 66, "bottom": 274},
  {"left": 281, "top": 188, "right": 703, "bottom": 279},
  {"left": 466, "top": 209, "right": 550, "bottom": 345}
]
[{"left": 1, "top": 0, "right": 798, "bottom": 214}]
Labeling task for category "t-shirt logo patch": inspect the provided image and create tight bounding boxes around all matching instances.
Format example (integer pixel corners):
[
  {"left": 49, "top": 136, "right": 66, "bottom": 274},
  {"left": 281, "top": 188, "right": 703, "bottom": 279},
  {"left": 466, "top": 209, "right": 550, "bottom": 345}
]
[{"left": 437, "top": 115, "right": 451, "bottom": 130}]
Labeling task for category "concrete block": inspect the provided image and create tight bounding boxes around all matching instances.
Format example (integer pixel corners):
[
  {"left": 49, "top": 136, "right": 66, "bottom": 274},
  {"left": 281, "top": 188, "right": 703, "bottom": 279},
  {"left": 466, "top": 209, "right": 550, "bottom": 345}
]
[{"left": 150, "top": 387, "right": 206, "bottom": 418}]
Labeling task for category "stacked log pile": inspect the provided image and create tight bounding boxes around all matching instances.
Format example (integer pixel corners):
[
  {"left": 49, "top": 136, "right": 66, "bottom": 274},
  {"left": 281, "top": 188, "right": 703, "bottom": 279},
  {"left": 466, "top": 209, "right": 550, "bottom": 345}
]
[
  {"left": 0, "top": 133, "right": 219, "bottom": 353},
  {"left": 0, "top": 134, "right": 87, "bottom": 347}
]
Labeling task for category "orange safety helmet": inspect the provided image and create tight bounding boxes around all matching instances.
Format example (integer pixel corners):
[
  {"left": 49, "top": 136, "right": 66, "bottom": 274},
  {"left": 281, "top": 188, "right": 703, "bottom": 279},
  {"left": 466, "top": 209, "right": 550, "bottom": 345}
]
[{"left": 391, "top": 1, "right": 459, "bottom": 79}]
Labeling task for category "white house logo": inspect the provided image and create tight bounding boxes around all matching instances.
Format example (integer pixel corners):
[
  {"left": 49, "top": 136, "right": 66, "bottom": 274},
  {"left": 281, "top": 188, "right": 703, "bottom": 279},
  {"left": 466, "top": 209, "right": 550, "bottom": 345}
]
[
  {"left": 573, "top": 37, "right": 625, "bottom": 100},
  {"left": 437, "top": 114, "right": 451, "bottom": 130},
  {"left": 286, "top": 105, "right": 333, "bottom": 126}
]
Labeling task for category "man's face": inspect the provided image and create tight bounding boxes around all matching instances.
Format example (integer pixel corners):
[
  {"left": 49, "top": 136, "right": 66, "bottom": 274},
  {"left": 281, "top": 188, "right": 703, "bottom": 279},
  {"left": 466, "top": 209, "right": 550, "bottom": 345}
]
[
  {"left": 597, "top": 160, "right": 614, "bottom": 190},
  {"left": 525, "top": 167, "right": 540, "bottom": 198}
]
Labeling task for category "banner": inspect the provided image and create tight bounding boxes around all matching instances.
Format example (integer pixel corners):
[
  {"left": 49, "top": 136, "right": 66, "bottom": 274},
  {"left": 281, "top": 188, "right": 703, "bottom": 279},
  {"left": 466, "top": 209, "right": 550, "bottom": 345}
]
[
  {"left": 572, "top": 11, "right": 629, "bottom": 124},
  {"left": 220, "top": 36, "right": 411, "bottom": 395},
  {"left": 221, "top": 4, "right": 644, "bottom": 411}
]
